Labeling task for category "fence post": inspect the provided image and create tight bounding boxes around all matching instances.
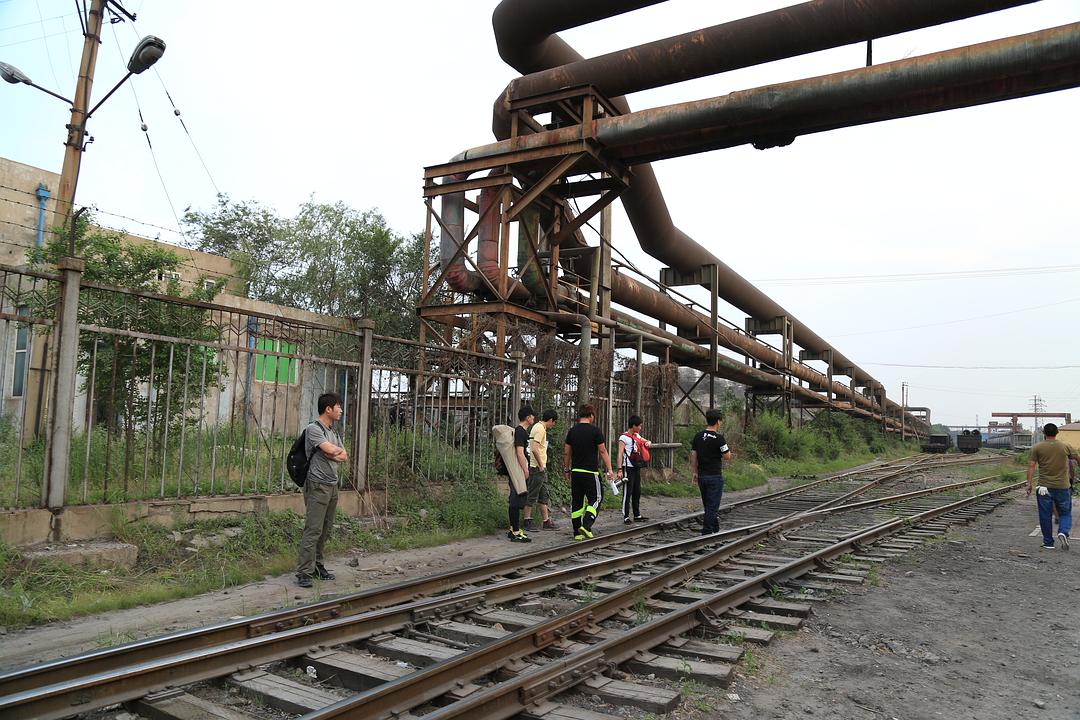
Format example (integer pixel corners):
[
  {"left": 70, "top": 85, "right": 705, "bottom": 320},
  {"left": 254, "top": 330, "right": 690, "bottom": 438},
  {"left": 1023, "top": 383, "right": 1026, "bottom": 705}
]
[
  {"left": 510, "top": 351, "right": 525, "bottom": 413},
  {"left": 353, "top": 318, "right": 375, "bottom": 493},
  {"left": 44, "top": 256, "right": 84, "bottom": 514}
]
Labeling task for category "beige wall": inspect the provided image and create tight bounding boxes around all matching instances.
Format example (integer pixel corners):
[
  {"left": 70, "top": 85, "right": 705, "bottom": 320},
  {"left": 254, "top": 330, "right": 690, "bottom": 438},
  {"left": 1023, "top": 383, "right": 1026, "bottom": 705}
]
[
  {"left": 0, "top": 156, "right": 240, "bottom": 296},
  {"left": 0, "top": 157, "right": 60, "bottom": 265},
  {"left": 1057, "top": 424, "right": 1080, "bottom": 450},
  {"left": 0, "top": 156, "right": 247, "bottom": 442}
]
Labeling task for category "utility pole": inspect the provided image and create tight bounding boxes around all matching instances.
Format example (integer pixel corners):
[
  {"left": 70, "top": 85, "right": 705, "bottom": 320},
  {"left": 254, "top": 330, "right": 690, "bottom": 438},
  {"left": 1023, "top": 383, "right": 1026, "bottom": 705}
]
[
  {"left": 901, "top": 381, "right": 907, "bottom": 442},
  {"left": 57, "top": 0, "right": 107, "bottom": 226}
]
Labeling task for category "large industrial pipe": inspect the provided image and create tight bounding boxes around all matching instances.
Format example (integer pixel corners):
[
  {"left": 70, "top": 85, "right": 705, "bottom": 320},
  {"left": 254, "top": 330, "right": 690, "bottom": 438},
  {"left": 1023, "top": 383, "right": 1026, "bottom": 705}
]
[
  {"left": 439, "top": 177, "right": 481, "bottom": 293},
  {"left": 456, "top": 19, "right": 1080, "bottom": 422},
  {"left": 477, "top": 187, "right": 529, "bottom": 300},
  {"left": 480, "top": 23, "right": 1080, "bottom": 162},
  {"left": 496, "top": 0, "right": 1038, "bottom": 122},
  {"left": 490, "top": 0, "right": 1041, "bottom": 394},
  {"left": 609, "top": 273, "right": 888, "bottom": 417}
]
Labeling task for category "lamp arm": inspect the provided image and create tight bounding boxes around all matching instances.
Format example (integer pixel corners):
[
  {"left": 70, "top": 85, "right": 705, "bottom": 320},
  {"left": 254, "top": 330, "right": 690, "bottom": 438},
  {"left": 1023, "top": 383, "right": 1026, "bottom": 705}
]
[
  {"left": 26, "top": 81, "right": 73, "bottom": 105},
  {"left": 86, "top": 71, "right": 132, "bottom": 119}
]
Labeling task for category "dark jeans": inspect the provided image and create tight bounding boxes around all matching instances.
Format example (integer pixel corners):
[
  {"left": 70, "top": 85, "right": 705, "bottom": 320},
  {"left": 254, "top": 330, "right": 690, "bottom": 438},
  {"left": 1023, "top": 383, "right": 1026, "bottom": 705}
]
[
  {"left": 505, "top": 475, "right": 527, "bottom": 531},
  {"left": 1037, "top": 487, "right": 1072, "bottom": 545},
  {"left": 698, "top": 474, "right": 724, "bottom": 535},
  {"left": 621, "top": 466, "right": 641, "bottom": 519}
]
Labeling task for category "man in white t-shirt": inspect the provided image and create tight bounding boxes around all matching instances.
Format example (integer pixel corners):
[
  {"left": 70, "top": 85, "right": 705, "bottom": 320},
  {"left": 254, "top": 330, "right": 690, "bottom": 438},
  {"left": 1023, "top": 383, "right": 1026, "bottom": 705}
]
[{"left": 617, "top": 415, "right": 652, "bottom": 524}]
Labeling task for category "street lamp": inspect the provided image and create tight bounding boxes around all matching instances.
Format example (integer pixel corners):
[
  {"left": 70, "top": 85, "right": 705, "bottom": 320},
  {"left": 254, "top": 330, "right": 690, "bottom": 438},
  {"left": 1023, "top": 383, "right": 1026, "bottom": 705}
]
[
  {"left": 0, "top": 0, "right": 165, "bottom": 226},
  {"left": 0, "top": 1, "right": 166, "bottom": 512}
]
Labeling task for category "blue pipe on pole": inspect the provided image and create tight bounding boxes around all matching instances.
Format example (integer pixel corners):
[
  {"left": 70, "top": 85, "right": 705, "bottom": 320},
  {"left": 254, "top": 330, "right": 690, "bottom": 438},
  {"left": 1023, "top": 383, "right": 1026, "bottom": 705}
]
[{"left": 34, "top": 183, "right": 50, "bottom": 249}]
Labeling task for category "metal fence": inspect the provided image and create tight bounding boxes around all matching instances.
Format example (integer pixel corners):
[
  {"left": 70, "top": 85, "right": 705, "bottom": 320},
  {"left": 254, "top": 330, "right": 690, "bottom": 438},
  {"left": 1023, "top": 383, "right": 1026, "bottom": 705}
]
[
  {"left": 71, "top": 280, "right": 368, "bottom": 504},
  {"left": 0, "top": 262, "right": 675, "bottom": 511},
  {"left": 0, "top": 265, "right": 61, "bottom": 508}
]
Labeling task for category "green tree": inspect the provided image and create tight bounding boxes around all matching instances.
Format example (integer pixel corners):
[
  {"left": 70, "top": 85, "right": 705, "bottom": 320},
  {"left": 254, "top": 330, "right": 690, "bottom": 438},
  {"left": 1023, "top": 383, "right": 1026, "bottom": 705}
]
[
  {"left": 31, "top": 214, "right": 225, "bottom": 442},
  {"left": 182, "top": 196, "right": 424, "bottom": 339},
  {"left": 290, "top": 201, "right": 423, "bottom": 338},
  {"left": 182, "top": 194, "right": 297, "bottom": 305}
]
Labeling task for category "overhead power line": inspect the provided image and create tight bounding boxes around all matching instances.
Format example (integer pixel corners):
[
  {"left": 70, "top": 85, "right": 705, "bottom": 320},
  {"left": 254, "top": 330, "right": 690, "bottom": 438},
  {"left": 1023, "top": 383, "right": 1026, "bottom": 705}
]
[
  {"left": 0, "top": 27, "right": 78, "bottom": 49},
  {"left": 830, "top": 295, "right": 1080, "bottom": 338},
  {"left": 865, "top": 362, "right": 1080, "bottom": 370},
  {"left": 755, "top": 263, "right": 1080, "bottom": 287},
  {"left": 0, "top": 11, "right": 77, "bottom": 33}
]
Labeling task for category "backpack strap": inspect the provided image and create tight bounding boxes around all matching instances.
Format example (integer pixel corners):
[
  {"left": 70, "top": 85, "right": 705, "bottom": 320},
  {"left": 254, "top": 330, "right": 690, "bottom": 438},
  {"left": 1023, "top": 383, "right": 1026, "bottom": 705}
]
[
  {"left": 619, "top": 433, "right": 633, "bottom": 467},
  {"left": 306, "top": 422, "right": 328, "bottom": 461}
]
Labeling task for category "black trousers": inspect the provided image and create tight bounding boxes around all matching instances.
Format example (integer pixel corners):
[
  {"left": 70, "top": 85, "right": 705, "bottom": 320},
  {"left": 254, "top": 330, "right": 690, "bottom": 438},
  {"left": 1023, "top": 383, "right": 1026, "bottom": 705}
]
[
  {"left": 570, "top": 469, "right": 603, "bottom": 534},
  {"left": 621, "top": 466, "right": 641, "bottom": 519}
]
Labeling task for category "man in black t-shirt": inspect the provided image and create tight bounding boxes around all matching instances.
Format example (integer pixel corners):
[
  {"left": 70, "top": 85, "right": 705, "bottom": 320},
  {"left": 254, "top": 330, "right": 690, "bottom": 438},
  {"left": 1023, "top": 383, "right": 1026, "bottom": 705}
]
[
  {"left": 563, "top": 403, "right": 616, "bottom": 541},
  {"left": 508, "top": 406, "right": 535, "bottom": 543},
  {"left": 690, "top": 408, "right": 733, "bottom": 535}
]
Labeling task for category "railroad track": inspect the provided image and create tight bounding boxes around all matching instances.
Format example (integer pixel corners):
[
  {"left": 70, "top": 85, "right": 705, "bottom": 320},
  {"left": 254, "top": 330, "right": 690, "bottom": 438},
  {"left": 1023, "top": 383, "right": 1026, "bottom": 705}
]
[{"left": 0, "top": 452, "right": 1017, "bottom": 719}]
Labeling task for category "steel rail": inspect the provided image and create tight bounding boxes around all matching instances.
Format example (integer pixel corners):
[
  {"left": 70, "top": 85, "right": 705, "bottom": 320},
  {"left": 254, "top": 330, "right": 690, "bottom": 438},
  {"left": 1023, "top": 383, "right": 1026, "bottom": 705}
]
[
  {"left": 0, "top": 456, "right": 909, "bottom": 696},
  {"left": 304, "top": 479, "right": 1021, "bottom": 719},
  {"left": 0, "top": 471, "right": 997, "bottom": 719}
]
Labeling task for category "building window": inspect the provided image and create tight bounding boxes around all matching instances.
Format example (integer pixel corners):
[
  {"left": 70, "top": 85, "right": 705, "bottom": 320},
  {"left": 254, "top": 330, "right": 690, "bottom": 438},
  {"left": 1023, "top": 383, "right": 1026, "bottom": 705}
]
[
  {"left": 254, "top": 338, "right": 298, "bottom": 384},
  {"left": 12, "top": 305, "right": 28, "bottom": 397}
]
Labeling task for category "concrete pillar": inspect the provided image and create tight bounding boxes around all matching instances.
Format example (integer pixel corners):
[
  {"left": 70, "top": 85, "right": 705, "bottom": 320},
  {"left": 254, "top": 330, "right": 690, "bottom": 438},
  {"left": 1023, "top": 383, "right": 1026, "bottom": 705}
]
[
  {"left": 352, "top": 318, "right": 375, "bottom": 492},
  {"left": 511, "top": 350, "right": 525, "bottom": 412},
  {"left": 45, "top": 256, "right": 85, "bottom": 512}
]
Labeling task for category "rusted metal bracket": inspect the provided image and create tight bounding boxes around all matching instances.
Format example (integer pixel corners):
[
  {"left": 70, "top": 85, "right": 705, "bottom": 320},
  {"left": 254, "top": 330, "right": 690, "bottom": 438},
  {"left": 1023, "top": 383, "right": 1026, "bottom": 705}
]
[
  {"left": 412, "top": 594, "right": 484, "bottom": 622},
  {"left": 519, "top": 653, "right": 604, "bottom": 705},
  {"left": 250, "top": 604, "right": 342, "bottom": 636},
  {"left": 533, "top": 612, "right": 596, "bottom": 646},
  {"left": 695, "top": 606, "right": 730, "bottom": 632}
]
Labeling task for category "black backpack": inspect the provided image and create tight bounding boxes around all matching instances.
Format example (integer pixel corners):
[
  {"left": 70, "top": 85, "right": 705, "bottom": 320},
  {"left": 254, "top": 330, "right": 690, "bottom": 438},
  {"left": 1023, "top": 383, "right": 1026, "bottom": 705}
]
[{"left": 286, "top": 428, "right": 315, "bottom": 487}]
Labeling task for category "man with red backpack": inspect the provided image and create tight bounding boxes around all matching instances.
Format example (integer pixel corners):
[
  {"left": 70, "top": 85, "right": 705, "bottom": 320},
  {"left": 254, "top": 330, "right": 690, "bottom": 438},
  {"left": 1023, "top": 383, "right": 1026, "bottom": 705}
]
[{"left": 618, "top": 415, "right": 652, "bottom": 524}]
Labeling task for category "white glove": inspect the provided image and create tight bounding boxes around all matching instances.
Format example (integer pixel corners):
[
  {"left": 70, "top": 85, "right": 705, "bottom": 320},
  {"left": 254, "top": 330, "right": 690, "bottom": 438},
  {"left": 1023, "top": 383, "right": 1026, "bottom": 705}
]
[{"left": 1036, "top": 486, "right": 1049, "bottom": 496}]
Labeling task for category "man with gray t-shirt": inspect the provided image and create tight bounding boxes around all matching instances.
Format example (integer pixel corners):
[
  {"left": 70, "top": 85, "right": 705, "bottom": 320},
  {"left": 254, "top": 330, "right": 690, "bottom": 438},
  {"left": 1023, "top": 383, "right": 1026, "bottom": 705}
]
[{"left": 296, "top": 392, "right": 348, "bottom": 587}]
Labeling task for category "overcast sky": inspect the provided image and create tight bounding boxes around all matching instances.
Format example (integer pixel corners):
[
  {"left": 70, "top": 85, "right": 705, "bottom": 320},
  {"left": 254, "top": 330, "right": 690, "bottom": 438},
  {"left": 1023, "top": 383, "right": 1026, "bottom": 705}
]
[{"left": 1, "top": 1, "right": 1077, "bottom": 427}]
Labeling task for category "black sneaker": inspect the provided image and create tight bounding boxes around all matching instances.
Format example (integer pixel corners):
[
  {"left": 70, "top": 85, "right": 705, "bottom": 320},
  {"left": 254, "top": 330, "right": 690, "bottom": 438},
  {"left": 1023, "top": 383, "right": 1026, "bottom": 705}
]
[
  {"left": 315, "top": 563, "right": 335, "bottom": 580},
  {"left": 296, "top": 573, "right": 314, "bottom": 588},
  {"left": 634, "top": 515, "right": 649, "bottom": 522},
  {"left": 624, "top": 517, "right": 633, "bottom": 525}
]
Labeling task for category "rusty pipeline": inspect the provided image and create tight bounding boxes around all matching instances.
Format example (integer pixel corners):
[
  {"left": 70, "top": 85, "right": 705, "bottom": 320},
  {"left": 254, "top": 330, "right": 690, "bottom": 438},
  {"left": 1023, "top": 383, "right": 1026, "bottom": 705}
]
[{"left": 486, "top": 0, "right": 1067, "bottom": 419}]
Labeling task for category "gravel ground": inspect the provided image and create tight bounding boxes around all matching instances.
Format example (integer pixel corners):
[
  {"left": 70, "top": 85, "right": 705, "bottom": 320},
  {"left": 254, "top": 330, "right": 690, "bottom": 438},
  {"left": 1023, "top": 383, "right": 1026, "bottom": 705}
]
[{"left": 706, "top": 492, "right": 1080, "bottom": 720}]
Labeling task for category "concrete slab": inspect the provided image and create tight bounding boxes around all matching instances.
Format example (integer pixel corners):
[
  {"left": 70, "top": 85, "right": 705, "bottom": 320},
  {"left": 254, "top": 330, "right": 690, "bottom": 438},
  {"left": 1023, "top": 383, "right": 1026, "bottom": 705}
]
[{"left": 24, "top": 541, "right": 139, "bottom": 569}]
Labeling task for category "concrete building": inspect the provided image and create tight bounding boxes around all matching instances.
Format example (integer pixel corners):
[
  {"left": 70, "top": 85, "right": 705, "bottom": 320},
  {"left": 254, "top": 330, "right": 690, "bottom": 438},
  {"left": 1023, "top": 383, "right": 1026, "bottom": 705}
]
[
  {"left": 1056, "top": 422, "right": 1080, "bottom": 451},
  {"left": 1, "top": 155, "right": 362, "bottom": 453}
]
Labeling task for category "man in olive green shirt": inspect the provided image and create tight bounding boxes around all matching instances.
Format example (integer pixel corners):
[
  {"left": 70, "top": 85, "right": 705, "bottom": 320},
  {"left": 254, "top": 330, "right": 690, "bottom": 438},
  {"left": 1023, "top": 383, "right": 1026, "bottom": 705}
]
[{"left": 1026, "top": 423, "right": 1080, "bottom": 550}]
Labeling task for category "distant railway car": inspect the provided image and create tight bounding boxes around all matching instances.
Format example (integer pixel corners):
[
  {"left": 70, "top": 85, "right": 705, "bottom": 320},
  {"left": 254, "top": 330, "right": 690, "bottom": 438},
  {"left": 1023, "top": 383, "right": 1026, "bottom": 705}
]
[
  {"left": 983, "top": 430, "right": 1030, "bottom": 451},
  {"left": 956, "top": 429, "right": 982, "bottom": 454},
  {"left": 920, "top": 433, "right": 952, "bottom": 453}
]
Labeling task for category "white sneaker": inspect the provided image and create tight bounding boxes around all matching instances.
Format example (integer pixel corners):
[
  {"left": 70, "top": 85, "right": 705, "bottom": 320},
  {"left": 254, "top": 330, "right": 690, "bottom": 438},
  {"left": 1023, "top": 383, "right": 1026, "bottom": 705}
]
[{"left": 1059, "top": 532, "right": 1070, "bottom": 550}]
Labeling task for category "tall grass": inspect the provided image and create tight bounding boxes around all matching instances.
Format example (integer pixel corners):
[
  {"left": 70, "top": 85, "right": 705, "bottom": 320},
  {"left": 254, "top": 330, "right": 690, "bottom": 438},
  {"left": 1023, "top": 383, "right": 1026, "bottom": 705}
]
[
  {"left": 648, "top": 411, "right": 918, "bottom": 498},
  {"left": 0, "top": 466, "right": 510, "bottom": 627},
  {"left": 0, "top": 420, "right": 361, "bottom": 506}
]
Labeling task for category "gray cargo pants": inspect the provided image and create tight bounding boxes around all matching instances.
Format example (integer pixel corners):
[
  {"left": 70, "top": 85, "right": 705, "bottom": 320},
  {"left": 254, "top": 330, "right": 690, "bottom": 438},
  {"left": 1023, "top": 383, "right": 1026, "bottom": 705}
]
[{"left": 296, "top": 480, "right": 339, "bottom": 577}]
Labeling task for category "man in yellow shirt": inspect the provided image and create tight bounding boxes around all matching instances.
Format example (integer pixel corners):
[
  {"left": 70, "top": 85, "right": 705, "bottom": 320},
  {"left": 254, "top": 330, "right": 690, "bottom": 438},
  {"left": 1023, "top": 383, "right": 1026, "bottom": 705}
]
[
  {"left": 1026, "top": 423, "right": 1080, "bottom": 550},
  {"left": 523, "top": 409, "right": 559, "bottom": 531}
]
